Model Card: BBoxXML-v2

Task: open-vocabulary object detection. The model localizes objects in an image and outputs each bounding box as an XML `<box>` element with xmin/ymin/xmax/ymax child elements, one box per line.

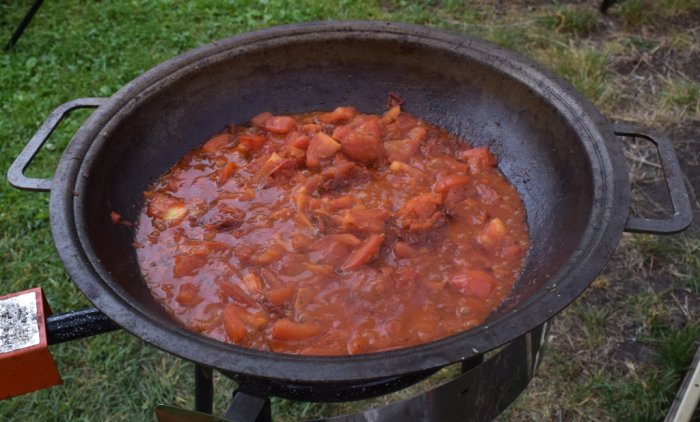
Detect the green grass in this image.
<box><xmin>660</xmin><ymin>77</ymin><xmax>700</xmax><ymax>119</ymax></box>
<box><xmin>634</xmin><ymin>233</ymin><xmax>700</xmax><ymax>293</ymax></box>
<box><xmin>592</xmin><ymin>368</ymin><xmax>678</xmax><ymax>421</ymax></box>
<box><xmin>2</xmin><ymin>0</ymin><xmax>699</xmax><ymax>420</ymax></box>
<box><xmin>537</xmin><ymin>5</ymin><xmax>602</xmax><ymax>36</ymax></box>
<box><xmin>618</xmin><ymin>0</ymin><xmax>699</xmax><ymax>28</ymax></box>
<box><xmin>538</xmin><ymin>41</ymin><xmax>614</xmax><ymax>107</ymax></box>
<box><xmin>592</xmin><ymin>321</ymin><xmax>699</xmax><ymax>421</ymax></box>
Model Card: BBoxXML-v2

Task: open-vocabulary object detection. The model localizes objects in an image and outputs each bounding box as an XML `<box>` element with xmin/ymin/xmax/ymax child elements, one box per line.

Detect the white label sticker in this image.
<box><xmin>0</xmin><ymin>292</ymin><xmax>40</xmax><ymax>354</ymax></box>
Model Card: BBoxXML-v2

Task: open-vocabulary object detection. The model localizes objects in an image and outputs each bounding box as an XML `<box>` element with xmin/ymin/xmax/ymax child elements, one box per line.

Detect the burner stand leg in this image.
<box><xmin>194</xmin><ymin>364</ymin><xmax>213</xmax><ymax>414</ymax></box>
<box><xmin>460</xmin><ymin>354</ymin><xmax>484</xmax><ymax>373</ymax></box>
<box><xmin>4</xmin><ymin>0</ymin><xmax>44</xmax><ymax>51</ymax></box>
<box><xmin>224</xmin><ymin>390</ymin><xmax>271</xmax><ymax>422</ymax></box>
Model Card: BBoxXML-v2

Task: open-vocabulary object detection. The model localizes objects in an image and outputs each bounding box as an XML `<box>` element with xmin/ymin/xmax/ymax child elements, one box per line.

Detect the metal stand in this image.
<box><xmin>224</xmin><ymin>391</ymin><xmax>272</xmax><ymax>422</ymax></box>
<box><xmin>4</xmin><ymin>0</ymin><xmax>45</xmax><ymax>51</ymax></box>
<box><xmin>195</xmin><ymin>365</ymin><xmax>214</xmax><ymax>414</ymax></box>
<box><xmin>212</xmin><ymin>322</ymin><xmax>548</xmax><ymax>422</ymax></box>
<box><xmin>45</xmin><ymin>308</ymin><xmax>121</xmax><ymax>345</ymax></box>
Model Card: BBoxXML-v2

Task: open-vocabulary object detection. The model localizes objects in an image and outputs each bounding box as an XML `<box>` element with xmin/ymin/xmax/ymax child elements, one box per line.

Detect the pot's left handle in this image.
<box><xmin>7</xmin><ymin>98</ymin><xmax>106</xmax><ymax>192</ymax></box>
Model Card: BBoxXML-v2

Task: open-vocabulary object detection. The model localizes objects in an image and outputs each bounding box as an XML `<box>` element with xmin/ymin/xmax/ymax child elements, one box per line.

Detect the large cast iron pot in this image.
<box><xmin>8</xmin><ymin>21</ymin><xmax>691</xmax><ymax>394</ymax></box>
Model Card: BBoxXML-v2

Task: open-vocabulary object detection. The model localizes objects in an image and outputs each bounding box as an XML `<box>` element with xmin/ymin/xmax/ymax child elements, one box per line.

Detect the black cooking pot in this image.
<box><xmin>8</xmin><ymin>21</ymin><xmax>691</xmax><ymax>395</ymax></box>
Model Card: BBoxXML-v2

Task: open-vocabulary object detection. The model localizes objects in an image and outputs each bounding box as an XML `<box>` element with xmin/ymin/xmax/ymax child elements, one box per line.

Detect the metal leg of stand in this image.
<box><xmin>195</xmin><ymin>364</ymin><xmax>214</xmax><ymax>414</ymax></box>
<box><xmin>224</xmin><ymin>390</ymin><xmax>271</xmax><ymax>422</ymax></box>
<box><xmin>4</xmin><ymin>0</ymin><xmax>45</xmax><ymax>51</ymax></box>
<box><xmin>318</xmin><ymin>322</ymin><xmax>549</xmax><ymax>422</ymax></box>
<box><xmin>460</xmin><ymin>354</ymin><xmax>485</xmax><ymax>374</ymax></box>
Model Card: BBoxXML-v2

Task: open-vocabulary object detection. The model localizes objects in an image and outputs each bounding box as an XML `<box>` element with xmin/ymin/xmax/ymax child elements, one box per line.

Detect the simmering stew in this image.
<box><xmin>134</xmin><ymin>102</ymin><xmax>529</xmax><ymax>355</ymax></box>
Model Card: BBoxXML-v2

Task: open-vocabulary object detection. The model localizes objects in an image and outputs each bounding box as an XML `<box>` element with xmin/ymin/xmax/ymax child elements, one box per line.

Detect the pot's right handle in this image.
<box><xmin>7</xmin><ymin>98</ymin><xmax>106</xmax><ymax>192</ymax></box>
<box><xmin>614</xmin><ymin>123</ymin><xmax>692</xmax><ymax>234</ymax></box>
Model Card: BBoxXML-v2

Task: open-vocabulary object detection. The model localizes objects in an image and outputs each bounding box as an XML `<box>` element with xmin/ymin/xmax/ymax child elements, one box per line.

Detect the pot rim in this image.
<box><xmin>50</xmin><ymin>20</ymin><xmax>629</xmax><ymax>383</ymax></box>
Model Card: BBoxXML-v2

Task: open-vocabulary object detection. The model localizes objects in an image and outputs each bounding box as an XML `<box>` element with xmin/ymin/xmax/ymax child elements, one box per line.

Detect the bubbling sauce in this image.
<box><xmin>135</xmin><ymin>103</ymin><xmax>529</xmax><ymax>355</ymax></box>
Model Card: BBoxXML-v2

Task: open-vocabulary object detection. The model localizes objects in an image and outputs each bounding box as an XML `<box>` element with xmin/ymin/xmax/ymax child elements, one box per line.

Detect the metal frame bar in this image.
<box><xmin>4</xmin><ymin>0</ymin><xmax>45</xmax><ymax>51</ymax></box>
<box><xmin>195</xmin><ymin>365</ymin><xmax>214</xmax><ymax>414</ymax></box>
<box><xmin>45</xmin><ymin>307</ymin><xmax>120</xmax><ymax>345</ymax></box>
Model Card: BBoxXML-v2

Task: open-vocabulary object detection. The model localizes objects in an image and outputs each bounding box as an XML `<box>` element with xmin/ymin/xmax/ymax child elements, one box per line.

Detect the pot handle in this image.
<box><xmin>614</xmin><ymin>123</ymin><xmax>693</xmax><ymax>234</ymax></box>
<box><xmin>7</xmin><ymin>97</ymin><xmax>106</xmax><ymax>192</ymax></box>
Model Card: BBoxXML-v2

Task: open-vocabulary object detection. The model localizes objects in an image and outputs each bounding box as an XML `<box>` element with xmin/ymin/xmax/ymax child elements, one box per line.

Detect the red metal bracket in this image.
<box><xmin>0</xmin><ymin>287</ymin><xmax>62</xmax><ymax>399</ymax></box>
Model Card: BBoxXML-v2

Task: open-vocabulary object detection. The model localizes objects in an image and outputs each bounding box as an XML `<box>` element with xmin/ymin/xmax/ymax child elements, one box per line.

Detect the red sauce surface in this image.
<box><xmin>135</xmin><ymin>104</ymin><xmax>529</xmax><ymax>355</ymax></box>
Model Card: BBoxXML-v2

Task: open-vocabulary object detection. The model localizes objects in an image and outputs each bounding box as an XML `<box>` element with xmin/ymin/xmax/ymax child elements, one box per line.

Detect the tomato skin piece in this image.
<box><xmin>308</xmin><ymin>237</ymin><xmax>351</xmax><ymax>267</ymax></box>
<box><xmin>502</xmin><ymin>244</ymin><xmax>524</xmax><ymax>258</ymax></box>
<box><xmin>466</xmin><ymin>270</ymin><xmax>496</xmax><ymax>298</ymax></box>
<box><xmin>319</xmin><ymin>106</ymin><xmax>357</xmax><ymax>123</ymax></box>
<box><xmin>306</xmin><ymin>132</ymin><xmax>342</xmax><ymax>168</ymax></box>
<box><xmin>394</xmin><ymin>241</ymin><xmax>419</xmax><ymax>258</ymax></box>
<box><xmin>320</xmin><ymin>160</ymin><xmax>356</xmax><ymax>181</ymax></box>
<box><xmin>337</xmin><ymin>116</ymin><xmax>382</xmax><ymax>164</ymax></box>
<box><xmin>271</xmin><ymin>319</ymin><xmax>322</xmax><ymax>340</ymax></box>
<box><xmin>238</xmin><ymin>134</ymin><xmax>267</xmax><ymax>153</ymax></box>
<box><xmin>337</xmin><ymin>207</ymin><xmax>388</xmax><ymax>233</ymax></box>
<box><xmin>387</xmin><ymin>125</ymin><xmax>426</xmax><ymax>162</ymax></box>
<box><xmin>395</xmin><ymin>112</ymin><xmax>418</xmax><ymax>132</ymax></box>
<box><xmin>341</xmin><ymin>234</ymin><xmax>384</xmax><ymax>271</ymax></box>
<box><xmin>219</xmin><ymin>282</ymin><xmax>257</xmax><ymax>307</ymax></box>
<box><xmin>450</xmin><ymin>270</ymin><xmax>496</xmax><ymax>299</ymax></box>
<box><xmin>380</xmin><ymin>105</ymin><xmax>401</xmax><ymax>125</ymax></box>
<box><xmin>241</xmin><ymin>272</ymin><xmax>264</xmax><ymax>294</ymax></box>
<box><xmin>303</xmin><ymin>262</ymin><xmax>336</xmax><ymax>277</ymax></box>
<box><xmin>324</xmin><ymin>233</ymin><xmax>361</xmax><ymax>247</ymax></box>
<box><xmin>218</xmin><ymin>162</ymin><xmax>237</xmax><ymax>185</ymax></box>
<box><xmin>433</xmin><ymin>174</ymin><xmax>470</xmax><ymax>194</ymax></box>
<box><xmin>202</xmin><ymin>133</ymin><xmax>234</xmax><ymax>153</ymax></box>
<box><xmin>223</xmin><ymin>304</ymin><xmax>247</xmax><ymax>342</ymax></box>
<box><xmin>263</xmin><ymin>116</ymin><xmax>297</xmax><ymax>134</ymax></box>
<box><xmin>110</xmin><ymin>211</ymin><xmax>121</xmax><ymax>224</ymax></box>
<box><xmin>250</xmin><ymin>244</ymin><xmax>285</xmax><ymax>265</ymax></box>
<box><xmin>327</xmin><ymin>195</ymin><xmax>356</xmax><ymax>211</ymax></box>
<box><xmin>462</xmin><ymin>147</ymin><xmax>497</xmax><ymax>173</ymax></box>
<box><xmin>288</xmin><ymin>133</ymin><xmax>310</xmax><ymax>150</ymax></box>
<box><xmin>175</xmin><ymin>282</ymin><xmax>202</xmax><ymax>306</ymax></box>
<box><xmin>245</xmin><ymin>310</ymin><xmax>269</xmax><ymax>330</ymax></box>
<box><xmin>257</xmin><ymin>152</ymin><xmax>295</xmax><ymax>179</ymax></box>
<box><xmin>396</xmin><ymin>192</ymin><xmax>444</xmax><ymax>231</ymax></box>
<box><xmin>265</xmin><ymin>285</ymin><xmax>297</xmax><ymax>306</ymax></box>
<box><xmin>260</xmin><ymin>268</ymin><xmax>283</xmax><ymax>288</ymax></box>
<box><xmin>147</xmin><ymin>193</ymin><xmax>187</xmax><ymax>221</ymax></box>
<box><xmin>173</xmin><ymin>254</ymin><xmax>206</xmax><ymax>278</ymax></box>
<box><xmin>250</xmin><ymin>112</ymin><xmax>273</xmax><ymax>127</ymax></box>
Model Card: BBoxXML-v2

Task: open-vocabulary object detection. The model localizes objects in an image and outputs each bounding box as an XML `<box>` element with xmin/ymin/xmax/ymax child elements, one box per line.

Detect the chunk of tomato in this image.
<box><xmin>223</xmin><ymin>304</ymin><xmax>247</xmax><ymax>342</ymax></box>
<box><xmin>263</xmin><ymin>116</ymin><xmax>297</xmax><ymax>134</ymax></box>
<box><xmin>450</xmin><ymin>269</ymin><xmax>497</xmax><ymax>299</ymax></box>
<box><xmin>306</xmin><ymin>132</ymin><xmax>341</xmax><ymax>168</ymax></box>
<box><xmin>202</xmin><ymin>133</ymin><xmax>234</xmax><ymax>153</ymax></box>
<box><xmin>175</xmin><ymin>282</ymin><xmax>202</xmax><ymax>306</ymax></box>
<box><xmin>271</xmin><ymin>319</ymin><xmax>322</xmax><ymax>340</ymax></box>
<box><xmin>462</xmin><ymin>147</ymin><xmax>497</xmax><ymax>173</ymax></box>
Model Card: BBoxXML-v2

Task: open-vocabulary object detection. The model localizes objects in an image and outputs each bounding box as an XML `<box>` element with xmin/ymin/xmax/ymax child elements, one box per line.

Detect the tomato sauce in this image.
<box><xmin>134</xmin><ymin>104</ymin><xmax>529</xmax><ymax>355</ymax></box>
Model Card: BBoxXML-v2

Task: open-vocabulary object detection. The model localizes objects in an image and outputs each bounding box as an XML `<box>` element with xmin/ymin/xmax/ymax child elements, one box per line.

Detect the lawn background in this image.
<box><xmin>1</xmin><ymin>1</ymin><xmax>699</xmax><ymax>420</ymax></box>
